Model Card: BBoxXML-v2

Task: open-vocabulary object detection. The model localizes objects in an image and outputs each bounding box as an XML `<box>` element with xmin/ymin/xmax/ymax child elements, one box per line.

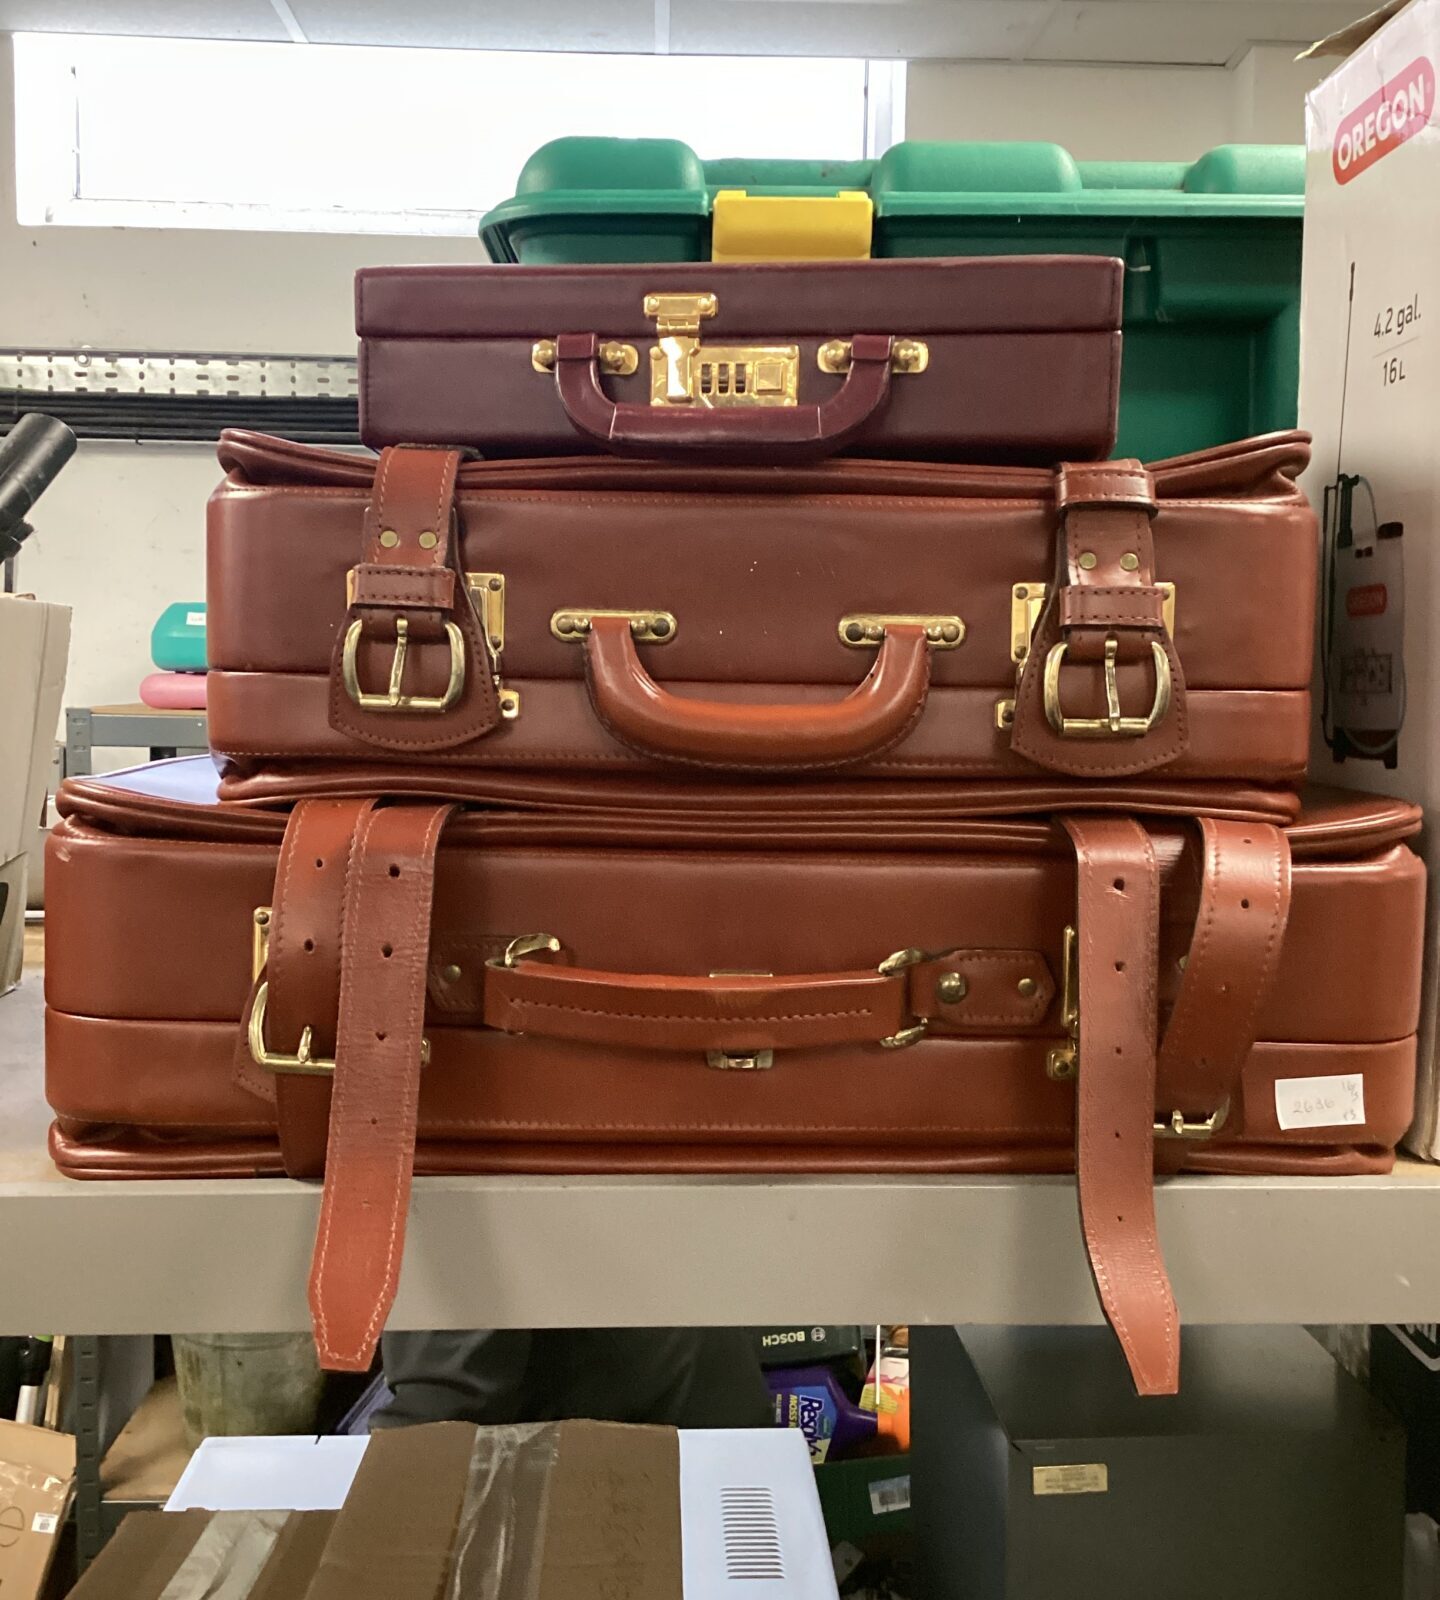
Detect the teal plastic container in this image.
<box><xmin>480</xmin><ymin>138</ymin><xmax>1304</xmax><ymax>461</ymax></box>
<box><xmin>151</xmin><ymin>602</ymin><xmax>207</xmax><ymax>672</ymax></box>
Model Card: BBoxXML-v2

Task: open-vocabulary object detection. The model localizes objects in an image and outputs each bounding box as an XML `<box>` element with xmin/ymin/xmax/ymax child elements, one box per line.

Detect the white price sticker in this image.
<box><xmin>1275</xmin><ymin>1074</ymin><xmax>1365</xmax><ymax>1131</ymax></box>
<box><xmin>867</xmin><ymin>1475</ymin><xmax>911</xmax><ymax>1516</ymax></box>
<box><xmin>31</xmin><ymin>1513</ymin><xmax>58</xmax><ymax>1535</ymax></box>
<box><xmin>186</xmin><ymin>610</ymin><xmax>206</xmax><ymax>628</ymax></box>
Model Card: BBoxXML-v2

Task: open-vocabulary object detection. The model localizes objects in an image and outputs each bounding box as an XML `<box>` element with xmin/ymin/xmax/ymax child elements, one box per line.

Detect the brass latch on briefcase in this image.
<box><xmin>533</xmin><ymin>292</ymin><xmax>929</xmax><ymax>412</ymax></box>
<box><xmin>645</xmin><ymin>292</ymin><xmax>799</xmax><ymax>410</ymax></box>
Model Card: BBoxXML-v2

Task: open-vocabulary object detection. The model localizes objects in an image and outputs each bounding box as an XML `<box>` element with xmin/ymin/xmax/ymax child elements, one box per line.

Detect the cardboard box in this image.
<box><xmin>1299</xmin><ymin>0</ymin><xmax>1440</xmax><ymax>1156</ymax></box>
<box><xmin>0</xmin><ymin>1420</ymin><xmax>75</xmax><ymax>1600</ymax></box>
<box><xmin>73</xmin><ymin>1421</ymin><xmax>837</xmax><ymax>1600</ymax></box>
<box><xmin>0</xmin><ymin>597</ymin><xmax>69</xmax><ymax>863</ymax></box>
<box><xmin>912</xmin><ymin>1325</ymin><xmax>1404</xmax><ymax>1600</ymax></box>
<box><xmin>67</xmin><ymin>1510</ymin><xmax>336</xmax><ymax>1600</ymax></box>
<box><xmin>0</xmin><ymin>853</ymin><xmax>26</xmax><ymax>994</ymax></box>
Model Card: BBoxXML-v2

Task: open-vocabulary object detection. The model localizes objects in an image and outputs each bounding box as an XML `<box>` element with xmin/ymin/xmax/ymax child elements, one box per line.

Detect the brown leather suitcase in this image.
<box><xmin>206</xmin><ymin>430</ymin><xmax>1317</xmax><ymax>795</ymax></box>
<box><xmin>45</xmin><ymin>760</ymin><xmax>1423</xmax><ymax>1394</ymax></box>
<box><xmin>355</xmin><ymin>258</ymin><xmax>1123</xmax><ymax>464</ymax></box>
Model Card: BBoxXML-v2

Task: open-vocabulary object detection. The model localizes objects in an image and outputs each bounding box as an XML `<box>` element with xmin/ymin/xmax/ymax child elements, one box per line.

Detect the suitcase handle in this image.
<box><xmin>552</xmin><ymin>331</ymin><xmax>896</xmax><ymax>461</ymax></box>
<box><xmin>580</xmin><ymin>613</ymin><xmax>932</xmax><ymax>769</ymax></box>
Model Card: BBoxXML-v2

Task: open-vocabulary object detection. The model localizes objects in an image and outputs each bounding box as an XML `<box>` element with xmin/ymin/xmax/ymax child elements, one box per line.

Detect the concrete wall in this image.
<box><xmin>907</xmin><ymin>44</ymin><xmax>1327</xmax><ymax>156</ymax></box>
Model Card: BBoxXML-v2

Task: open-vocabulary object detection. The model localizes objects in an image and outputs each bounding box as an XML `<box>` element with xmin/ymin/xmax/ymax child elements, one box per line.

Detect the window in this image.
<box><xmin>12</xmin><ymin>33</ymin><xmax>902</xmax><ymax>236</ymax></box>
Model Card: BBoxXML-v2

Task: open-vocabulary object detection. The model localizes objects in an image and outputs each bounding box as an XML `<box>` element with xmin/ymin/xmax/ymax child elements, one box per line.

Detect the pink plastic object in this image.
<box><xmin>139</xmin><ymin>671</ymin><xmax>208</xmax><ymax>710</ymax></box>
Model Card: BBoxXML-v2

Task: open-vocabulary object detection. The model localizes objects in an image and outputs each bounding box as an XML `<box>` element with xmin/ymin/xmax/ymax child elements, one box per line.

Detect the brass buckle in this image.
<box><xmin>247</xmin><ymin>980</ymin><xmax>338</xmax><ymax>1077</ymax></box>
<box><xmin>247</xmin><ymin>908</ymin><xmax>431</xmax><ymax>1076</ymax></box>
<box><xmin>996</xmin><ymin>582</ymin><xmax>1174</xmax><ymax>732</ymax></box>
<box><xmin>246</xmin><ymin>980</ymin><xmax>432</xmax><ymax>1077</ymax></box>
<box><xmin>876</xmin><ymin>947</ymin><xmax>931</xmax><ymax>1049</ymax></box>
<box><xmin>1154</xmin><ymin>1102</ymin><xmax>1230</xmax><ymax>1140</ymax></box>
<box><xmin>341</xmin><ymin>615</ymin><xmax>466</xmax><ymax>714</ymax></box>
<box><xmin>1042</xmin><ymin>636</ymin><xmax>1172</xmax><ymax>740</ymax></box>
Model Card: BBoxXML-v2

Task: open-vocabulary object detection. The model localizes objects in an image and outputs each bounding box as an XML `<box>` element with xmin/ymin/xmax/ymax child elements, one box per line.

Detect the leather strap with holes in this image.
<box><xmin>1156</xmin><ymin>818</ymin><xmax>1291</xmax><ymax>1118</ymax></box>
<box><xmin>1061</xmin><ymin>814</ymin><xmax>1179</xmax><ymax>1397</ymax></box>
<box><xmin>327</xmin><ymin>445</ymin><xmax>501</xmax><ymax>753</ymax></box>
<box><xmin>234</xmin><ymin>798</ymin><xmax>374</xmax><ymax>1178</ymax></box>
<box><xmin>1012</xmin><ymin>462</ymin><xmax>1188</xmax><ymax>777</ymax></box>
<box><xmin>306</xmin><ymin>800</ymin><xmax>455</xmax><ymax>1371</ymax></box>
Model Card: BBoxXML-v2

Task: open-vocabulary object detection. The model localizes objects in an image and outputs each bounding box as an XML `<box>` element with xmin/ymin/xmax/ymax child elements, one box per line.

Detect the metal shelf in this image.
<box><xmin>6</xmin><ymin>977</ymin><xmax>1440</xmax><ymax>1334</ymax></box>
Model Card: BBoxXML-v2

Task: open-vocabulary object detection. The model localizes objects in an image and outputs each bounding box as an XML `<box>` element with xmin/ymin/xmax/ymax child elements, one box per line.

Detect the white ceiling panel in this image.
<box><xmin>0</xmin><ymin>0</ymin><xmax>1370</xmax><ymax>61</ymax></box>
<box><xmin>0</xmin><ymin>0</ymin><xmax>286</xmax><ymax>38</ymax></box>
<box><xmin>290</xmin><ymin>0</ymin><xmax>657</xmax><ymax>52</ymax></box>
<box><xmin>1028</xmin><ymin>1</ymin><xmax>1365</xmax><ymax>66</ymax></box>
<box><xmin>669</xmin><ymin>0</ymin><xmax>1053</xmax><ymax>60</ymax></box>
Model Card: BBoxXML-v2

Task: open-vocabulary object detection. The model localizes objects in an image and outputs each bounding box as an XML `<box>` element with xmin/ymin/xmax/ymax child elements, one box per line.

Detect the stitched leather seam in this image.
<box><xmin>310</xmin><ymin>801</ymin><xmax>381</xmax><ymax>1357</ymax></box>
<box><xmin>505</xmin><ymin>999</ymin><xmax>881</xmax><ymax>1025</ymax></box>
<box><xmin>355</xmin><ymin>803</ymin><xmax>450</xmax><ymax>1358</ymax></box>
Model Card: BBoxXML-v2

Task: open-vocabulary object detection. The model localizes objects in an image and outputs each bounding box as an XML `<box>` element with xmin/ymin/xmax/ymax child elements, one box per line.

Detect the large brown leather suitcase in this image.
<box><xmin>355</xmin><ymin>258</ymin><xmax>1123</xmax><ymax>464</ymax></box>
<box><xmin>45</xmin><ymin>760</ymin><xmax>1423</xmax><ymax>1394</ymax></box>
<box><xmin>205</xmin><ymin>430</ymin><xmax>1317</xmax><ymax>795</ymax></box>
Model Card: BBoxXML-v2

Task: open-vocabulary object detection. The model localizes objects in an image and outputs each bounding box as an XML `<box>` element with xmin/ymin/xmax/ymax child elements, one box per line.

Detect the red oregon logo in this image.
<box><xmin>1334</xmin><ymin>57</ymin><xmax>1436</xmax><ymax>183</ymax></box>
<box><xmin>1347</xmin><ymin>583</ymin><xmax>1388</xmax><ymax>618</ymax></box>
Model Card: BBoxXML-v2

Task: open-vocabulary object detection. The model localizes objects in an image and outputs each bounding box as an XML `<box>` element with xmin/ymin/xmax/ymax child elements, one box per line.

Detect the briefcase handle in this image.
<box><xmin>551</xmin><ymin>331</ymin><xmax>896</xmax><ymax>461</ymax></box>
<box><xmin>575</xmin><ymin>613</ymin><xmax>933</xmax><ymax>769</ymax></box>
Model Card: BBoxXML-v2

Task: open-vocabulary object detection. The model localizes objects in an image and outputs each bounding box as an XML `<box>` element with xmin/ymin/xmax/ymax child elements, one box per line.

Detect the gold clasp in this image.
<box><xmin>643</xmin><ymin>291</ymin><xmax>798</xmax><ymax>410</ymax></box>
<box><xmin>532</xmin><ymin>339</ymin><xmax>637</xmax><ymax>376</ymax></box>
<box><xmin>341</xmin><ymin>615</ymin><xmax>466</xmax><ymax>714</ymax></box>
<box><xmin>1154</xmin><ymin>1103</ymin><xmax>1230</xmax><ymax>1140</ymax></box>
<box><xmin>817</xmin><ymin>338</ymin><xmax>929</xmax><ymax>375</ymax></box>
<box><xmin>494</xmin><ymin>933</ymin><xmax>563</xmax><ymax>970</ymax></box>
<box><xmin>876</xmin><ymin>947</ymin><xmax>931</xmax><ymax>1049</ymax></box>
<box><xmin>551</xmin><ymin>609</ymin><xmax>676</xmax><ymax>644</ymax></box>
<box><xmin>1042</xmin><ymin>636</ymin><xmax>1172</xmax><ymax>739</ymax></box>
<box><xmin>1045</xmin><ymin>925</ymin><xmax>1078</xmax><ymax>1081</ymax></box>
<box><xmin>838</xmin><ymin>614</ymin><xmax>965</xmax><ymax>650</ymax></box>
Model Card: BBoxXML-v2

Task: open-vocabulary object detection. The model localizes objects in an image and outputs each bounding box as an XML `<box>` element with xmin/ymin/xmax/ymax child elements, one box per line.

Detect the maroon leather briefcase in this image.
<box><xmin>46</xmin><ymin>760</ymin><xmax>1423</xmax><ymax>1394</ymax></box>
<box><xmin>355</xmin><ymin>257</ymin><xmax>1122</xmax><ymax>464</ymax></box>
<box><xmin>206</xmin><ymin>430</ymin><xmax>1317</xmax><ymax>796</ymax></box>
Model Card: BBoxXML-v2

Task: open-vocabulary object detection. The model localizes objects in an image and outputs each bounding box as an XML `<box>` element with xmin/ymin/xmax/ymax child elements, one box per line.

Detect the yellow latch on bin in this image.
<box><xmin>710</xmin><ymin>190</ymin><xmax>874</xmax><ymax>262</ymax></box>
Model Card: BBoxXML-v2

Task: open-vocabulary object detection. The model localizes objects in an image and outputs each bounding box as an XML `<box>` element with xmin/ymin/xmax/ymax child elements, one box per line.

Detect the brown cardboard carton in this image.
<box><xmin>0</xmin><ymin>1420</ymin><xmax>75</xmax><ymax>1600</ymax></box>
<box><xmin>307</xmin><ymin>1420</ymin><xmax>684</xmax><ymax>1600</ymax></box>
<box><xmin>66</xmin><ymin>1509</ymin><xmax>336</xmax><ymax>1600</ymax></box>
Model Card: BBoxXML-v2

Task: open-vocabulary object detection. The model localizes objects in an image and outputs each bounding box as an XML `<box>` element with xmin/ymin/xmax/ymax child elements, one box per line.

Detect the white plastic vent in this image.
<box><xmin>720</xmin><ymin>1487</ymin><xmax>785</xmax><ymax>1582</ymax></box>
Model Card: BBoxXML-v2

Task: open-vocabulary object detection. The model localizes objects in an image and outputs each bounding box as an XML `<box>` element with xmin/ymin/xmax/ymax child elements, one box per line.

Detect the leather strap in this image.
<box><xmin>1012</xmin><ymin>462</ymin><xmax>1189</xmax><ymax>777</ymax></box>
<box><xmin>236</xmin><ymin>798</ymin><xmax>375</xmax><ymax>1177</ymax></box>
<box><xmin>1061</xmin><ymin>814</ymin><xmax>1179</xmax><ymax>1397</ymax></box>
<box><xmin>482</xmin><ymin>946</ymin><xmax>1055</xmax><ymax>1052</ymax></box>
<box><xmin>485</xmin><ymin>963</ymin><xmax>911</xmax><ymax>1052</ymax></box>
<box><xmin>327</xmin><ymin>446</ymin><xmax>501</xmax><ymax>753</ymax></box>
<box><xmin>309</xmin><ymin>801</ymin><xmax>455</xmax><ymax>1372</ymax></box>
<box><xmin>1156</xmin><ymin>818</ymin><xmax>1291</xmax><ymax>1117</ymax></box>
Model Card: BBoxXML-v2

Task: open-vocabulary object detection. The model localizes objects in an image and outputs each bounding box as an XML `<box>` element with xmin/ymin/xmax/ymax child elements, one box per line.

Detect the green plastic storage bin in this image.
<box><xmin>480</xmin><ymin>138</ymin><xmax>1304</xmax><ymax>460</ymax></box>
